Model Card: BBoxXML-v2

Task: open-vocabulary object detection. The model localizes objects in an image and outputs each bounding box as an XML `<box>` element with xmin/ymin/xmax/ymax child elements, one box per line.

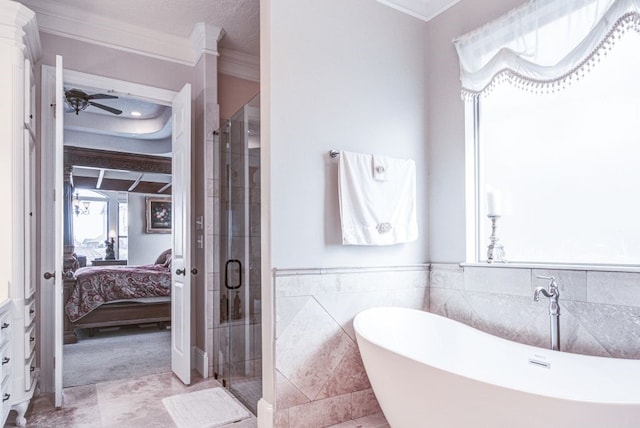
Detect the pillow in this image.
<box><xmin>163</xmin><ymin>254</ymin><xmax>172</xmax><ymax>268</ymax></box>
<box><xmin>154</xmin><ymin>249</ymin><xmax>172</xmax><ymax>265</ymax></box>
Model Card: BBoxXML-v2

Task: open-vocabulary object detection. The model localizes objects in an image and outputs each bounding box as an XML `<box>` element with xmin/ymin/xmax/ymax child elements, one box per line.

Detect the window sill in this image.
<box><xmin>460</xmin><ymin>262</ymin><xmax>640</xmax><ymax>274</ymax></box>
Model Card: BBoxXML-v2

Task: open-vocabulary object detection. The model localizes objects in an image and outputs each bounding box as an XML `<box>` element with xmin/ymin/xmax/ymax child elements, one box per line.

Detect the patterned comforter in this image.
<box><xmin>65</xmin><ymin>264</ymin><xmax>171</xmax><ymax>322</ymax></box>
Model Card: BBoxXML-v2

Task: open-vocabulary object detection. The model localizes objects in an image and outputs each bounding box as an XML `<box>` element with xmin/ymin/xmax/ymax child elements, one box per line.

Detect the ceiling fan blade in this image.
<box><xmin>88</xmin><ymin>101</ymin><xmax>123</xmax><ymax>115</ymax></box>
<box><xmin>65</xmin><ymin>88</ymin><xmax>87</xmax><ymax>98</ymax></box>
<box><xmin>88</xmin><ymin>93</ymin><xmax>118</xmax><ymax>100</ymax></box>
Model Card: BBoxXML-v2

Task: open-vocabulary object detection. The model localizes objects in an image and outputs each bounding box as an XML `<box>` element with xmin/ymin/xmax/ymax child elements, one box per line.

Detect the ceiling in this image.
<box><xmin>17</xmin><ymin>0</ymin><xmax>260</xmax><ymax>57</ymax></box>
<box><xmin>15</xmin><ymin>0</ymin><xmax>461</xmax><ymax>64</ymax></box>
<box><xmin>14</xmin><ymin>0</ymin><xmax>263</xmax><ymax>195</ymax></box>
<box><xmin>62</xmin><ymin>84</ymin><xmax>174</xmax><ymax>194</ymax></box>
<box><xmin>20</xmin><ymin>0</ymin><xmax>457</xmax><ymax>195</ymax></box>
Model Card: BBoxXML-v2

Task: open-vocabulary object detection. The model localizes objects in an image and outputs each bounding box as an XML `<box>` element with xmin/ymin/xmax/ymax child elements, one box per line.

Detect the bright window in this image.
<box><xmin>476</xmin><ymin>30</ymin><xmax>640</xmax><ymax>265</ymax></box>
<box><xmin>72</xmin><ymin>189</ymin><xmax>109</xmax><ymax>260</ymax></box>
<box><xmin>118</xmin><ymin>201</ymin><xmax>128</xmax><ymax>261</ymax></box>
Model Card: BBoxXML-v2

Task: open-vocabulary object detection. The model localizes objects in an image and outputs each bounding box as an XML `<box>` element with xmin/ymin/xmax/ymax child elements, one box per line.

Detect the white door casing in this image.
<box><xmin>54</xmin><ymin>55</ymin><xmax>65</xmax><ymax>408</ymax></box>
<box><xmin>171</xmin><ymin>83</ymin><xmax>192</xmax><ymax>385</ymax></box>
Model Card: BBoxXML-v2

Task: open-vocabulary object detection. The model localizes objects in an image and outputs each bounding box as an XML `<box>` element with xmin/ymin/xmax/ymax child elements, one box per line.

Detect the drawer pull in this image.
<box><xmin>1</xmin><ymin>323</ymin><xmax>9</xmax><ymax>329</ymax></box>
<box><xmin>30</xmin><ymin>366</ymin><xmax>35</xmax><ymax>372</ymax></box>
<box><xmin>3</xmin><ymin>393</ymin><xmax>9</xmax><ymax>402</ymax></box>
<box><xmin>29</xmin><ymin>309</ymin><xmax>35</xmax><ymax>314</ymax></box>
<box><xmin>30</xmin><ymin>337</ymin><xmax>35</xmax><ymax>342</ymax></box>
<box><xmin>2</xmin><ymin>357</ymin><xmax>9</xmax><ymax>365</ymax></box>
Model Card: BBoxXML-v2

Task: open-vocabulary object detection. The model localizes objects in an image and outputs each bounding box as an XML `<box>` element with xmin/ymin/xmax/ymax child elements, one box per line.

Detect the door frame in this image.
<box><xmin>39</xmin><ymin>65</ymin><xmax>183</xmax><ymax>395</ymax></box>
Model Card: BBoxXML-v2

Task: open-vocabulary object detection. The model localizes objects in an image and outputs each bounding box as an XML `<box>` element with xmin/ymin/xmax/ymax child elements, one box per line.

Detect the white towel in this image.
<box><xmin>338</xmin><ymin>151</ymin><xmax>418</xmax><ymax>245</ymax></box>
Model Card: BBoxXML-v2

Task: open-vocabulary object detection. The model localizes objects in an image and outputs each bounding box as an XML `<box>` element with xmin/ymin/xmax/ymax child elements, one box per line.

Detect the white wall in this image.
<box><xmin>269</xmin><ymin>0</ymin><xmax>430</xmax><ymax>268</ymax></box>
<box><xmin>39</xmin><ymin>33</ymin><xmax>193</xmax><ymax>92</ymax></box>
<box><xmin>127</xmin><ymin>192</ymin><xmax>171</xmax><ymax>265</ymax></box>
<box><xmin>427</xmin><ymin>0</ymin><xmax>525</xmax><ymax>262</ymax></box>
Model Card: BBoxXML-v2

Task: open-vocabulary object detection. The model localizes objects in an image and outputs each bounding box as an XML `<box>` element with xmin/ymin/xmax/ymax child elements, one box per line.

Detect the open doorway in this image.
<box><xmin>39</xmin><ymin>64</ymin><xmax>195</xmax><ymax>401</ymax></box>
<box><xmin>61</xmin><ymin>82</ymin><xmax>174</xmax><ymax>387</ymax></box>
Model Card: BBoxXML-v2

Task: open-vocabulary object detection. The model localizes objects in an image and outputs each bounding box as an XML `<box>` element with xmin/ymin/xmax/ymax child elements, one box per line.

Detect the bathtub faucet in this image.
<box><xmin>534</xmin><ymin>275</ymin><xmax>560</xmax><ymax>351</ymax></box>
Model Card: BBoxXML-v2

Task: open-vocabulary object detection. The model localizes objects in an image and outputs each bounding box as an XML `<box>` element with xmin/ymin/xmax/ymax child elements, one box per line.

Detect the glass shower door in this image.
<box><xmin>220</xmin><ymin>95</ymin><xmax>261</xmax><ymax>414</ymax></box>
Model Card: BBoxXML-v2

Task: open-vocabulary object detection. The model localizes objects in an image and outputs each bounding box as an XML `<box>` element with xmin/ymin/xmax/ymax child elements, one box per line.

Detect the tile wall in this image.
<box><xmin>430</xmin><ymin>264</ymin><xmax>640</xmax><ymax>358</ymax></box>
<box><xmin>273</xmin><ymin>266</ymin><xmax>429</xmax><ymax>428</ymax></box>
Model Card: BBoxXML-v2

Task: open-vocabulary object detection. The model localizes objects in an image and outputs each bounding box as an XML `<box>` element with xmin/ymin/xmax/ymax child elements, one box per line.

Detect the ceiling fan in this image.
<box><xmin>64</xmin><ymin>88</ymin><xmax>123</xmax><ymax>115</ymax></box>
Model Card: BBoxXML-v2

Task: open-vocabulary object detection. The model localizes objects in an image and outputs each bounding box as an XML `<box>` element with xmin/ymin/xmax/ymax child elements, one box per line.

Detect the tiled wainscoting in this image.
<box><xmin>273</xmin><ymin>266</ymin><xmax>429</xmax><ymax>428</ymax></box>
<box><xmin>430</xmin><ymin>264</ymin><xmax>640</xmax><ymax>358</ymax></box>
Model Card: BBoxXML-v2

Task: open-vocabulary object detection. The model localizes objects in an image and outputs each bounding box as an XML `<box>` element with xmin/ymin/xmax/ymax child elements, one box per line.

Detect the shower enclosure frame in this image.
<box><xmin>217</xmin><ymin>94</ymin><xmax>262</xmax><ymax>414</ymax></box>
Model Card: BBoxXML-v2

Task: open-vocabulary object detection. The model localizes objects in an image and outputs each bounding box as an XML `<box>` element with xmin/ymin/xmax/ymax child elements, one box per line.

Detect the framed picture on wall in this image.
<box><xmin>146</xmin><ymin>197</ymin><xmax>172</xmax><ymax>233</ymax></box>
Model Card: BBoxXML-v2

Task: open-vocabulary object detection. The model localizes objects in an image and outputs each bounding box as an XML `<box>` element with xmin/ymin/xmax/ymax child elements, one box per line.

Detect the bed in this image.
<box><xmin>63</xmin><ymin>249</ymin><xmax>172</xmax><ymax>343</ymax></box>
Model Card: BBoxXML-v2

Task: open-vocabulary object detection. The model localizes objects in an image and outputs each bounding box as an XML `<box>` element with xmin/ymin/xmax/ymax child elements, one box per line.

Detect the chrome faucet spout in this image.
<box><xmin>534</xmin><ymin>275</ymin><xmax>561</xmax><ymax>351</ymax></box>
<box><xmin>533</xmin><ymin>286</ymin><xmax>552</xmax><ymax>301</ymax></box>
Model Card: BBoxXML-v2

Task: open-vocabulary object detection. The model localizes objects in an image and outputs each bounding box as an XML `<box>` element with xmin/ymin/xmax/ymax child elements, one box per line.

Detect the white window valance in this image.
<box><xmin>454</xmin><ymin>0</ymin><xmax>640</xmax><ymax>98</ymax></box>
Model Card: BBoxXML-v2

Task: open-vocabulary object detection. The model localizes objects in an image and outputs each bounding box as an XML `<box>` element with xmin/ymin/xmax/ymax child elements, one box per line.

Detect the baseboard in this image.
<box><xmin>191</xmin><ymin>346</ymin><xmax>208</xmax><ymax>378</ymax></box>
<box><xmin>257</xmin><ymin>399</ymin><xmax>274</xmax><ymax>428</ymax></box>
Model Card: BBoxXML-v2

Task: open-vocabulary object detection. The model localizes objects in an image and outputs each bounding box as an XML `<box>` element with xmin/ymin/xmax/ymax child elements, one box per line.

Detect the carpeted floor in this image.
<box><xmin>63</xmin><ymin>325</ymin><xmax>171</xmax><ymax>387</ymax></box>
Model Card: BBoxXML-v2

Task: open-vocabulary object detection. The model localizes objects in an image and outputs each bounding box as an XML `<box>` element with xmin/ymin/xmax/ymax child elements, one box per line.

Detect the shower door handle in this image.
<box><xmin>224</xmin><ymin>259</ymin><xmax>242</xmax><ymax>290</ymax></box>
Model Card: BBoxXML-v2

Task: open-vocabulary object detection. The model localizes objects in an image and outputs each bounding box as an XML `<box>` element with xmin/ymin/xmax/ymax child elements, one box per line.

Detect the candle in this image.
<box><xmin>487</xmin><ymin>190</ymin><xmax>502</xmax><ymax>216</ymax></box>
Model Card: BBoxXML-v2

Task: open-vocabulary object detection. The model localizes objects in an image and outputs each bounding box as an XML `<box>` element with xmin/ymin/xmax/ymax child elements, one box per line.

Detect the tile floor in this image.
<box><xmin>6</xmin><ymin>372</ymin><xmax>256</xmax><ymax>428</ymax></box>
<box><xmin>328</xmin><ymin>412</ymin><xmax>390</xmax><ymax>428</ymax></box>
<box><xmin>6</xmin><ymin>372</ymin><xmax>388</xmax><ymax>428</ymax></box>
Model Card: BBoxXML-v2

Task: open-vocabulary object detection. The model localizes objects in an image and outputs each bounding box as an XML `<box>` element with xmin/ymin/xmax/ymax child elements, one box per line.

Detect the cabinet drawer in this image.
<box><xmin>24</xmin><ymin>324</ymin><xmax>35</xmax><ymax>356</ymax></box>
<box><xmin>24</xmin><ymin>300</ymin><xmax>35</xmax><ymax>328</ymax></box>
<box><xmin>24</xmin><ymin>353</ymin><xmax>35</xmax><ymax>391</ymax></box>
<box><xmin>0</xmin><ymin>314</ymin><xmax>9</xmax><ymax>349</ymax></box>
<box><xmin>0</xmin><ymin>344</ymin><xmax>9</xmax><ymax>383</ymax></box>
<box><xmin>1</xmin><ymin>370</ymin><xmax>10</xmax><ymax>417</ymax></box>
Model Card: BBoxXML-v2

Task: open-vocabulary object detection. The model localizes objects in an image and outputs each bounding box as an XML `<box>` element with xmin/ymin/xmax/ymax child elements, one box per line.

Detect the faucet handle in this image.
<box><xmin>536</xmin><ymin>274</ymin><xmax>559</xmax><ymax>294</ymax></box>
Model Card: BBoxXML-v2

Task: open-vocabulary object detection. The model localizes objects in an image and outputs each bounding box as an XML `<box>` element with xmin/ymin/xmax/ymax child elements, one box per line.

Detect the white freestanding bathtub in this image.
<box><xmin>354</xmin><ymin>307</ymin><xmax>640</xmax><ymax>428</ymax></box>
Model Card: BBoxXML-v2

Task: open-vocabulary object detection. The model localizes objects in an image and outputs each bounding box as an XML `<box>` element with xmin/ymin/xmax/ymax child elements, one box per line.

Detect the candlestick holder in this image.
<box><xmin>487</xmin><ymin>214</ymin><xmax>506</xmax><ymax>263</ymax></box>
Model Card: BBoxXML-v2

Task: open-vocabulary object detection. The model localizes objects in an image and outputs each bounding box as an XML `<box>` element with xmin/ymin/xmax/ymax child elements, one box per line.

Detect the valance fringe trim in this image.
<box><xmin>459</xmin><ymin>1</ymin><xmax>640</xmax><ymax>100</ymax></box>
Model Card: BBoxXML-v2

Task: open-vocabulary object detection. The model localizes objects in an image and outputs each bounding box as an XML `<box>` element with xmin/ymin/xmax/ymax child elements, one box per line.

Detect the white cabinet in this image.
<box><xmin>0</xmin><ymin>2</ymin><xmax>42</xmax><ymax>427</ymax></box>
<box><xmin>0</xmin><ymin>302</ymin><xmax>12</xmax><ymax>425</ymax></box>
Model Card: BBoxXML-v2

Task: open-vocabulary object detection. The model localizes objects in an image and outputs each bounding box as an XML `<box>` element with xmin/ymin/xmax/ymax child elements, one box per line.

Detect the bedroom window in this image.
<box><xmin>72</xmin><ymin>189</ymin><xmax>109</xmax><ymax>261</ymax></box>
<box><xmin>455</xmin><ymin>0</ymin><xmax>640</xmax><ymax>266</ymax></box>
<box><xmin>118</xmin><ymin>201</ymin><xmax>128</xmax><ymax>261</ymax></box>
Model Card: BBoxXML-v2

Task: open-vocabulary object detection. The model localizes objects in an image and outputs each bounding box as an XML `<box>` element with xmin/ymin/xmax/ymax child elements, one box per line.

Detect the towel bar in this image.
<box><xmin>329</xmin><ymin>149</ymin><xmax>340</xmax><ymax>158</ymax></box>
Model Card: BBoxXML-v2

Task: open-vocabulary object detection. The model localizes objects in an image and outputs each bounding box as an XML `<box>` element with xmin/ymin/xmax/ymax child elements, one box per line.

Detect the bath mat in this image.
<box><xmin>162</xmin><ymin>387</ymin><xmax>252</xmax><ymax>428</ymax></box>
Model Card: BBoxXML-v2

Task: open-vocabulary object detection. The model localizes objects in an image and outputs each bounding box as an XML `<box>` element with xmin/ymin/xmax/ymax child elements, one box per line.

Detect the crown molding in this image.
<box><xmin>375</xmin><ymin>0</ymin><xmax>461</xmax><ymax>22</ymax></box>
<box><xmin>190</xmin><ymin>22</ymin><xmax>224</xmax><ymax>61</ymax></box>
<box><xmin>30</xmin><ymin>4</ymin><xmax>196</xmax><ymax>65</ymax></box>
<box><xmin>0</xmin><ymin>2</ymin><xmax>42</xmax><ymax>61</ymax></box>
<box><xmin>219</xmin><ymin>48</ymin><xmax>260</xmax><ymax>82</ymax></box>
<box><xmin>19</xmin><ymin>0</ymin><xmax>259</xmax><ymax>81</ymax></box>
